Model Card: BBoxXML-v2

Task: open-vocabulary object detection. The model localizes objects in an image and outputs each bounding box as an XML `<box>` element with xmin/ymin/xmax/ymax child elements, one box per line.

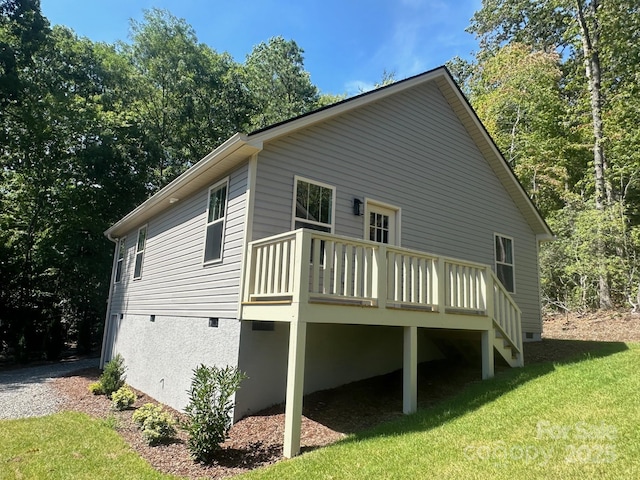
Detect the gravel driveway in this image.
<box><xmin>0</xmin><ymin>358</ymin><xmax>99</xmax><ymax>420</ymax></box>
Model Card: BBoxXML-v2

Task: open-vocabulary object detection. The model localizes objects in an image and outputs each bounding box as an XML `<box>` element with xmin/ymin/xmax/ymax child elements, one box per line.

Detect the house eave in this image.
<box><xmin>105</xmin><ymin>133</ymin><xmax>263</xmax><ymax>239</ymax></box>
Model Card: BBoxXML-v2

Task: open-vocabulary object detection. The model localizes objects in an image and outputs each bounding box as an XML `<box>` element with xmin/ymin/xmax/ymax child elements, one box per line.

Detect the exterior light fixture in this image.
<box><xmin>353</xmin><ymin>198</ymin><xmax>363</xmax><ymax>216</ymax></box>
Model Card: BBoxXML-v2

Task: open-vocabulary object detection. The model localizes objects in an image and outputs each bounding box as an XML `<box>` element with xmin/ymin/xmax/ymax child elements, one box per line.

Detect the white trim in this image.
<box><xmin>364</xmin><ymin>198</ymin><xmax>401</xmax><ymax>246</ymax></box>
<box><xmin>291</xmin><ymin>175</ymin><xmax>336</xmax><ymax>233</ymax></box>
<box><xmin>237</xmin><ymin>155</ymin><xmax>258</xmax><ymax>319</ymax></box>
<box><xmin>202</xmin><ymin>177</ymin><xmax>230</xmax><ymax>266</ymax></box>
<box><xmin>114</xmin><ymin>236</ymin><xmax>126</xmax><ymax>284</ymax></box>
<box><xmin>132</xmin><ymin>225</ymin><xmax>147</xmax><ymax>280</ymax></box>
<box><xmin>494</xmin><ymin>233</ymin><xmax>516</xmax><ymax>294</ymax></box>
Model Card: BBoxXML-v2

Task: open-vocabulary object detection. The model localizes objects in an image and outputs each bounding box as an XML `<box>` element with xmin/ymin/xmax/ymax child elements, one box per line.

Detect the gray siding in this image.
<box><xmin>251</xmin><ymin>82</ymin><xmax>542</xmax><ymax>333</ymax></box>
<box><xmin>109</xmin><ymin>163</ymin><xmax>248</xmax><ymax>318</ymax></box>
<box><xmin>104</xmin><ymin>164</ymin><xmax>248</xmax><ymax>411</ymax></box>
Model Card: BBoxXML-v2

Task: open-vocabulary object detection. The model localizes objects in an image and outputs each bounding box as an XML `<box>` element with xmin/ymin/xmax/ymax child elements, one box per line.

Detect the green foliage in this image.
<box><xmin>88</xmin><ymin>382</ymin><xmax>104</xmax><ymax>395</ymax></box>
<box><xmin>541</xmin><ymin>201</ymin><xmax>640</xmax><ymax>311</ymax></box>
<box><xmin>111</xmin><ymin>386</ymin><xmax>137</xmax><ymax>411</ymax></box>
<box><xmin>0</xmin><ymin>411</ymin><xmax>177</xmax><ymax>478</ymax></box>
<box><xmin>245</xmin><ymin>36</ymin><xmax>319</xmax><ymax>129</ymax></box>
<box><xmin>132</xmin><ymin>403</ymin><xmax>176</xmax><ymax>445</ymax></box>
<box><xmin>99</xmin><ymin>354</ymin><xmax>126</xmax><ymax>397</ymax></box>
<box><xmin>184</xmin><ymin>364</ymin><xmax>247</xmax><ymax>463</ymax></box>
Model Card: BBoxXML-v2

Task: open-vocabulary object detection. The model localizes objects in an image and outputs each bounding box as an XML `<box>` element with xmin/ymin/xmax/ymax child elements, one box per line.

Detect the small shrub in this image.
<box><xmin>88</xmin><ymin>382</ymin><xmax>104</xmax><ymax>395</ymax></box>
<box><xmin>184</xmin><ymin>364</ymin><xmax>246</xmax><ymax>463</ymax></box>
<box><xmin>111</xmin><ymin>386</ymin><xmax>137</xmax><ymax>411</ymax></box>
<box><xmin>132</xmin><ymin>403</ymin><xmax>160</xmax><ymax>427</ymax></box>
<box><xmin>100</xmin><ymin>354</ymin><xmax>126</xmax><ymax>396</ymax></box>
<box><xmin>132</xmin><ymin>403</ymin><xmax>176</xmax><ymax>445</ymax></box>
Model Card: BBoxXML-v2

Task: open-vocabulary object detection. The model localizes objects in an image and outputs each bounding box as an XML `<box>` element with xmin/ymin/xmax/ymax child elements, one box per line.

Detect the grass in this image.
<box><xmin>0</xmin><ymin>411</ymin><xmax>182</xmax><ymax>480</ymax></box>
<box><xmin>239</xmin><ymin>342</ymin><xmax>640</xmax><ymax>479</ymax></box>
<box><xmin>1</xmin><ymin>343</ymin><xmax>638</xmax><ymax>479</ymax></box>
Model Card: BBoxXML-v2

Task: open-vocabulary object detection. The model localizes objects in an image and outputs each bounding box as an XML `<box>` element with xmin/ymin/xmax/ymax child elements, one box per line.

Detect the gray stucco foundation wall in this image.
<box><xmin>108</xmin><ymin>314</ymin><xmax>241</xmax><ymax>412</ymax></box>
<box><xmin>234</xmin><ymin>321</ymin><xmax>442</xmax><ymax>419</ymax></box>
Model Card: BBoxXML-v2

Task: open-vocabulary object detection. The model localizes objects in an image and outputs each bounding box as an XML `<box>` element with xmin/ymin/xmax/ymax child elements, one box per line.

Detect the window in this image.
<box><xmin>293</xmin><ymin>176</ymin><xmax>335</xmax><ymax>232</ymax></box>
<box><xmin>133</xmin><ymin>226</ymin><xmax>147</xmax><ymax>280</ymax></box>
<box><xmin>204</xmin><ymin>179</ymin><xmax>228</xmax><ymax>263</ymax></box>
<box><xmin>114</xmin><ymin>237</ymin><xmax>126</xmax><ymax>283</ymax></box>
<box><xmin>495</xmin><ymin>234</ymin><xmax>515</xmax><ymax>293</ymax></box>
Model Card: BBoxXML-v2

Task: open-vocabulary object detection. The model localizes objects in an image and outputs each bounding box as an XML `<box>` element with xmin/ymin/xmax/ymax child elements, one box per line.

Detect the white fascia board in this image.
<box><xmin>105</xmin><ymin>133</ymin><xmax>263</xmax><ymax>239</ymax></box>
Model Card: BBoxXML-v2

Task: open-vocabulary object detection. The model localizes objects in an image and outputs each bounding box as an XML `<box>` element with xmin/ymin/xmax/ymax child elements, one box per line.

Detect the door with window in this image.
<box><xmin>367</xmin><ymin>203</ymin><xmax>398</xmax><ymax>246</ymax></box>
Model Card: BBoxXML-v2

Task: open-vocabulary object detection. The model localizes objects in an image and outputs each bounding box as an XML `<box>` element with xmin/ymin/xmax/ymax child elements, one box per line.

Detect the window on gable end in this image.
<box><xmin>114</xmin><ymin>237</ymin><xmax>126</xmax><ymax>283</ymax></box>
<box><xmin>204</xmin><ymin>179</ymin><xmax>229</xmax><ymax>264</ymax></box>
<box><xmin>133</xmin><ymin>226</ymin><xmax>147</xmax><ymax>280</ymax></box>
<box><xmin>495</xmin><ymin>234</ymin><xmax>515</xmax><ymax>293</ymax></box>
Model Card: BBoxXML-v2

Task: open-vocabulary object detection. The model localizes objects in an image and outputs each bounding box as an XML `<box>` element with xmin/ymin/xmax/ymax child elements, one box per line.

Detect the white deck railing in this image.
<box><xmin>244</xmin><ymin>229</ymin><xmax>522</xmax><ymax>353</ymax></box>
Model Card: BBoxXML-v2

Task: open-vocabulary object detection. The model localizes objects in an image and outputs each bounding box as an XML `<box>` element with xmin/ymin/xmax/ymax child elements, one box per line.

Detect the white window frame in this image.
<box><xmin>494</xmin><ymin>233</ymin><xmax>515</xmax><ymax>294</ymax></box>
<box><xmin>114</xmin><ymin>236</ymin><xmax>126</xmax><ymax>284</ymax></box>
<box><xmin>363</xmin><ymin>198</ymin><xmax>401</xmax><ymax>246</ymax></box>
<box><xmin>203</xmin><ymin>178</ymin><xmax>229</xmax><ymax>265</ymax></box>
<box><xmin>133</xmin><ymin>225</ymin><xmax>147</xmax><ymax>280</ymax></box>
<box><xmin>291</xmin><ymin>175</ymin><xmax>336</xmax><ymax>233</ymax></box>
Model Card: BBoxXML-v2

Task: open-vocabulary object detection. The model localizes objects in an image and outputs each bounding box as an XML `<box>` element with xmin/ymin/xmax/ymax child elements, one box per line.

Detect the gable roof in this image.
<box><xmin>105</xmin><ymin>66</ymin><xmax>553</xmax><ymax>241</ymax></box>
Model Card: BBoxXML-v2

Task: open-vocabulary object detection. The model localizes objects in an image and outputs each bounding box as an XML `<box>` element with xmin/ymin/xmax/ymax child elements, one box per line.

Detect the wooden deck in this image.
<box><xmin>239</xmin><ymin>228</ymin><xmax>524</xmax><ymax>457</ymax></box>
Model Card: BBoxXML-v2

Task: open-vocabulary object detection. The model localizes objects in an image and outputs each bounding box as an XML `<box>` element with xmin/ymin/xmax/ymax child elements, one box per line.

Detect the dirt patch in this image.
<box><xmin>51</xmin><ymin>311</ymin><xmax>640</xmax><ymax>479</ymax></box>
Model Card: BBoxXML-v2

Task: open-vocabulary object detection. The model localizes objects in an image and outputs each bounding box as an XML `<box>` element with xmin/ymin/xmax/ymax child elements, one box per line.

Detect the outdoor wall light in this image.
<box><xmin>353</xmin><ymin>198</ymin><xmax>364</xmax><ymax>216</ymax></box>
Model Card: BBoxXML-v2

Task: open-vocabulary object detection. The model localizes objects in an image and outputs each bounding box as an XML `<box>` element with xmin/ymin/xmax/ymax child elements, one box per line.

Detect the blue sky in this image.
<box><xmin>41</xmin><ymin>0</ymin><xmax>482</xmax><ymax>96</ymax></box>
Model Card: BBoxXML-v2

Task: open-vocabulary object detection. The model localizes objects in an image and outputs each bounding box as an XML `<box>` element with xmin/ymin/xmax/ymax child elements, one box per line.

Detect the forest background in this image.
<box><xmin>1</xmin><ymin>0</ymin><xmax>638</xmax><ymax>361</ymax></box>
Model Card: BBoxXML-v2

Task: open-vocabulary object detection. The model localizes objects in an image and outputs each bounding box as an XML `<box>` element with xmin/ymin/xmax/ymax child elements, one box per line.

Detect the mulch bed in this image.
<box><xmin>51</xmin><ymin>310</ymin><xmax>640</xmax><ymax>479</ymax></box>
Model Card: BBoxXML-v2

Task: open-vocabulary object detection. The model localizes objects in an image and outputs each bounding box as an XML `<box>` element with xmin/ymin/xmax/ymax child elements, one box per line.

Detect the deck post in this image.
<box><xmin>403</xmin><ymin>325</ymin><xmax>418</xmax><ymax>414</ymax></box>
<box><xmin>283</xmin><ymin>319</ymin><xmax>307</xmax><ymax>458</ymax></box>
<box><xmin>481</xmin><ymin>329</ymin><xmax>494</xmax><ymax>379</ymax></box>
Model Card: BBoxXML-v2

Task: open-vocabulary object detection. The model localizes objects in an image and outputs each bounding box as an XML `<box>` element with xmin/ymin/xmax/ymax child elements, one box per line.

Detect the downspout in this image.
<box><xmin>99</xmin><ymin>233</ymin><xmax>119</xmax><ymax>369</ymax></box>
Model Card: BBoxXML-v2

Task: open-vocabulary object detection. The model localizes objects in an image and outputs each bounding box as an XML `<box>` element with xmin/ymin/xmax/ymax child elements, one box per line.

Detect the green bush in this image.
<box><xmin>132</xmin><ymin>403</ymin><xmax>176</xmax><ymax>445</ymax></box>
<box><xmin>111</xmin><ymin>386</ymin><xmax>137</xmax><ymax>411</ymax></box>
<box><xmin>184</xmin><ymin>364</ymin><xmax>246</xmax><ymax>463</ymax></box>
<box><xmin>88</xmin><ymin>382</ymin><xmax>104</xmax><ymax>395</ymax></box>
<box><xmin>100</xmin><ymin>354</ymin><xmax>126</xmax><ymax>397</ymax></box>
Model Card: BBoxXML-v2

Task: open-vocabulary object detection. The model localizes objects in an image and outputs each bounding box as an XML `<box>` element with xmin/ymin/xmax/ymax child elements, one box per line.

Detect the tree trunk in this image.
<box><xmin>576</xmin><ymin>0</ymin><xmax>613</xmax><ymax>309</ymax></box>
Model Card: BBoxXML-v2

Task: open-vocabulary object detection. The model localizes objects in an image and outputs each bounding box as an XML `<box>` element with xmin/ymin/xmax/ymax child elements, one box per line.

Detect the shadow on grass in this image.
<box><xmin>324</xmin><ymin>340</ymin><xmax>629</xmax><ymax>446</ymax></box>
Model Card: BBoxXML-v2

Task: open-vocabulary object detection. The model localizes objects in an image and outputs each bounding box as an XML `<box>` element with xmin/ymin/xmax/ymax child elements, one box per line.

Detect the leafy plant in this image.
<box><xmin>88</xmin><ymin>382</ymin><xmax>104</xmax><ymax>395</ymax></box>
<box><xmin>111</xmin><ymin>386</ymin><xmax>137</xmax><ymax>411</ymax></box>
<box><xmin>99</xmin><ymin>354</ymin><xmax>126</xmax><ymax>397</ymax></box>
<box><xmin>184</xmin><ymin>364</ymin><xmax>246</xmax><ymax>463</ymax></box>
<box><xmin>132</xmin><ymin>403</ymin><xmax>176</xmax><ymax>445</ymax></box>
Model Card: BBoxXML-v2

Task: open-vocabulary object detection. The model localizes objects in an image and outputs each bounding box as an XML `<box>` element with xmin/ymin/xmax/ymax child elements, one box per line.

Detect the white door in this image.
<box><xmin>367</xmin><ymin>203</ymin><xmax>398</xmax><ymax>246</ymax></box>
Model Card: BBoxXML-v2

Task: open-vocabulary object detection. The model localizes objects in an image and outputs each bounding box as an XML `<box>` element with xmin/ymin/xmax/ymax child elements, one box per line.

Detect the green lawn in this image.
<box><xmin>1</xmin><ymin>344</ymin><xmax>638</xmax><ymax>480</ymax></box>
<box><xmin>0</xmin><ymin>412</ymin><xmax>181</xmax><ymax>480</ymax></box>
<box><xmin>239</xmin><ymin>343</ymin><xmax>640</xmax><ymax>480</ymax></box>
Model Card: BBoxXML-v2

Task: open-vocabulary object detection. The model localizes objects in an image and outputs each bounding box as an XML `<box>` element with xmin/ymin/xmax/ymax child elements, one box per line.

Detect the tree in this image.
<box><xmin>126</xmin><ymin>9</ymin><xmax>251</xmax><ymax>188</ymax></box>
<box><xmin>468</xmin><ymin>44</ymin><xmax>573</xmax><ymax>215</ymax></box>
<box><xmin>244</xmin><ymin>36</ymin><xmax>319</xmax><ymax>129</ymax></box>
<box><xmin>467</xmin><ymin>0</ymin><xmax>640</xmax><ymax>309</ymax></box>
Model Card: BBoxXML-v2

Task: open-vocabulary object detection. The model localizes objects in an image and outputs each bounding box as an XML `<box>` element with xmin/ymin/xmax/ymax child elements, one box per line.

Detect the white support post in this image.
<box><xmin>481</xmin><ymin>329</ymin><xmax>495</xmax><ymax>379</ymax></box>
<box><xmin>403</xmin><ymin>326</ymin><xmax>418</xmax><ymax>414</ymax></box>
<box><xmin>283</xmin><ymin>320</ymin><xmax>308</xmax><ymax>458</ymax></box>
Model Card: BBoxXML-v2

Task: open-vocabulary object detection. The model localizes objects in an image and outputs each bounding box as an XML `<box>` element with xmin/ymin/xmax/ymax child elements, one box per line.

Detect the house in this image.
<box><xmin>100</xmin><ymin>66</ymin><xmax>553</xmax><ymax>457</ymax></box>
